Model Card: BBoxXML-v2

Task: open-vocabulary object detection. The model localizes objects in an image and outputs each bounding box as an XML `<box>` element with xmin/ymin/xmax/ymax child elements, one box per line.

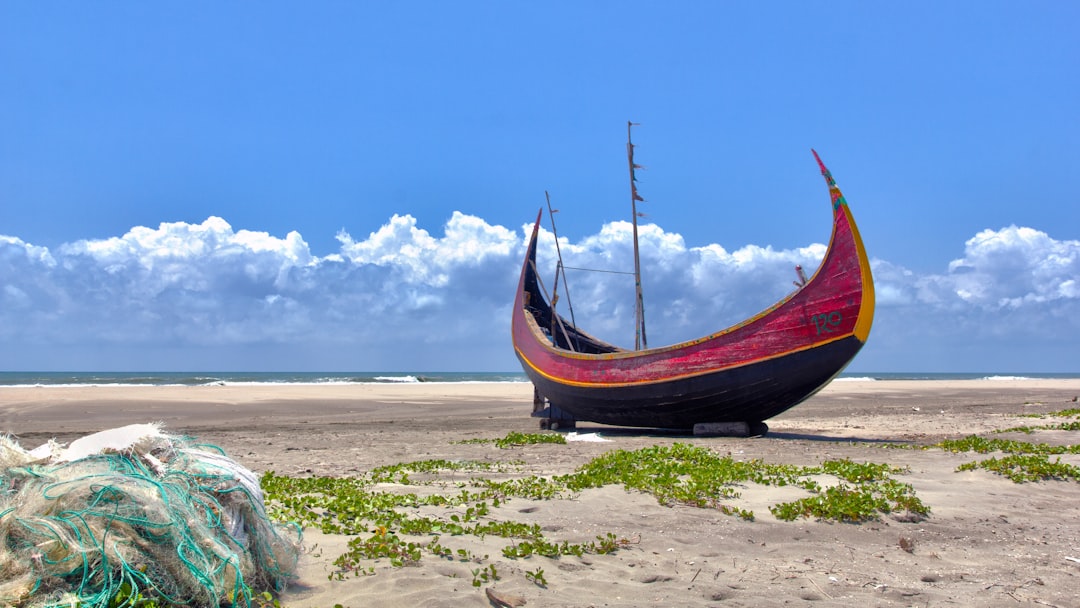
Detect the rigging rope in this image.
<box><xmin>560</xmin><ymin>266</ymin><xmax>636</xmax><ymax>275</ymax></box>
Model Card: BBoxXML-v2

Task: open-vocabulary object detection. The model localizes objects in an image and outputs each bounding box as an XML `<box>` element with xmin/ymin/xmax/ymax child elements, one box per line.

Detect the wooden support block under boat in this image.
<box><xmin>539</xmin><ymin>417</ymin><xmax>576</xmax><ymax>431</ymax></box>
<box><xmin>531</xmin><ymin>391</ymin><xmax>577</xmax><ymax>429</ymax></box>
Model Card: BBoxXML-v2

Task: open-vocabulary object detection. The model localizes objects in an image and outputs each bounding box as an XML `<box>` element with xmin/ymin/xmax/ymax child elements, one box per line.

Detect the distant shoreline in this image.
<box><xmin>1</xmin><ymin>370</ymin><xmax>1078</xmax><ymax>388</ymax></box>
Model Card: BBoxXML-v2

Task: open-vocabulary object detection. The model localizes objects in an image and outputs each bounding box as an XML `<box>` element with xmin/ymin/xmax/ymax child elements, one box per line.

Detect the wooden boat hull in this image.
<box><xmin>512</xmin><ymin>152</ymin><xmax>874</xmax><ymax>430</ymax></box>
<box><xmin>523</xmin><ymin>335</ymin><xmax>864</xmax><ymax>428</ymax></box>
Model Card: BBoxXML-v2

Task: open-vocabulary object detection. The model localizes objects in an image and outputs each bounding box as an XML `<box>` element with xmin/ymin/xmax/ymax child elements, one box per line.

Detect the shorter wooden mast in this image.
<box><xmin>627</xmin><ymin>121</ymin><xmax>648</xmax><ymax>350</ymax></box>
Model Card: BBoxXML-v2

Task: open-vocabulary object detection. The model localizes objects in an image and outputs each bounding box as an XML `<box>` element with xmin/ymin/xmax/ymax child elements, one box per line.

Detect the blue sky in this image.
<box><xmin>1</xmin><ymin>2</ymin><xmax>1077</xmax><ymax>372</ymax></box>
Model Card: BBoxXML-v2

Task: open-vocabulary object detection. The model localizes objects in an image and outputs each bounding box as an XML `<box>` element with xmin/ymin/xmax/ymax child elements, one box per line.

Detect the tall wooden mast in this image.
<box><xmin>627</xmin><ymin>121</ymin><xmax>648</xmax><ymax>350</ymax></box>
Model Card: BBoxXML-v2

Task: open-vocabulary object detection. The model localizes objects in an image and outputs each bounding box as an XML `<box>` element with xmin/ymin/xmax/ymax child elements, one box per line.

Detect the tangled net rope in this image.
<box><xmin>0</xmin><ymin>423</ymin><xmax>301</xmax><ymax>607</ymax></box>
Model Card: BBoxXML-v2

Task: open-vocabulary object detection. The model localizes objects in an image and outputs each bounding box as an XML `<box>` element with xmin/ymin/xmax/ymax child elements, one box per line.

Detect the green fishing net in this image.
<box><xmin>0</xmin><ymin>424</ymin><xmax>301</xmax><ymax>607</ymax></box>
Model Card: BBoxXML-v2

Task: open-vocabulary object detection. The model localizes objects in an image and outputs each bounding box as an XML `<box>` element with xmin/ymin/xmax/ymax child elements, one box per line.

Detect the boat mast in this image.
<box><xmin>627</xmin><ymin>121</ymin><xmax>648</xmax><ymax>350</ymax></box>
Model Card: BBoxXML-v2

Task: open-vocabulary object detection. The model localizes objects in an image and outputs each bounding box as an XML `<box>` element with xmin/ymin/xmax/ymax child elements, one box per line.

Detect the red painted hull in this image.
<box><xmin>512</xmin><ymin>154</ymin><xmax>875</xmax><ymax>429</ymax></box>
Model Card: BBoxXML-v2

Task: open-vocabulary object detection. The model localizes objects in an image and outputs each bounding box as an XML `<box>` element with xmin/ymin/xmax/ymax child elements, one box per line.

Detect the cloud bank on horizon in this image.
<box><xmin>2</xmin><ymin>214</ymin><xmax>1076</xmax><ymax>372</ymax></box>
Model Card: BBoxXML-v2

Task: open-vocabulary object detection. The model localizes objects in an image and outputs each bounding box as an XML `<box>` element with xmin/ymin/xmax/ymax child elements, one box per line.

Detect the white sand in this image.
<box><xmin>3</xmin><ymin>379</ymin><xmax>1079</xmax><ymax>607</ymax></box>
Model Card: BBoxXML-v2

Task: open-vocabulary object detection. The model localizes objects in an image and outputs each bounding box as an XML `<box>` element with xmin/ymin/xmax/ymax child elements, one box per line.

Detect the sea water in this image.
<box><xmin>0</xmin><ymin>371</ymin><xmax>1077</xmax><ymax>388</ymax></box>
<box><xmin>0</xmin><ymin>371</ymin><xmax>531</xmax><ymax>387</ymax></box>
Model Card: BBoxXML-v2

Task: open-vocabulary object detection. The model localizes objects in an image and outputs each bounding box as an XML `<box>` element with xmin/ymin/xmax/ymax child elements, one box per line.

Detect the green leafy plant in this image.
<box><xmin>334</xmin><ymin>526</ymin><xmax>423</xmax><ymax>571</ymax></box>
<box><xmin>495</xmin><ymin>431</ymin><xmax>567</xmax><ymax>448</ymax></box>
<box><xmin>927</xmin><ymin>427</ymin><xmax>1080</xmax><ymax>484</ymax></box>
<box><xmin>525</xmin><ymin>566</ymin><xmax>547</xmax><ymax>587</ymax></box>
<box><xmin>470</xmin><ymin>564</ymin><xmax>499</xmax><ymax>587</ymax></box>
<box><xmin>453</xmin><ymin>431</ymin><xmax>567</xmax><ymax>449</ymax></box>
<box><xmin>936</xmin><ymin>435</ymin><xmax>1080</xmax><ymax>455</ymax></box>
<box><xmin>262</xmin><ymin>441</ymin><xmax>930</xmax><ymax>589</ymax></box>
<box><xmin>106</xmin><ymin>583</ymin><xmax>162</xmax><ymax>608</ymax></box>
<box><xmin>995</xmin><ymin>421</ymin><xmax>1080</xmax><ymax>434</ymax></box>
<box><xmin>956</xmin><ymin>454</ymin><xmax>1080</xmax><ymax>483</ymax></box>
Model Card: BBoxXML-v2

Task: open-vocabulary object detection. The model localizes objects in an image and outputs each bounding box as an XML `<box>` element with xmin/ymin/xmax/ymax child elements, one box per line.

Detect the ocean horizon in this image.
<box><xmin>0</xmin><ymin>371</ymin><xmax>1078</xmax><ymax>388</ymax></box>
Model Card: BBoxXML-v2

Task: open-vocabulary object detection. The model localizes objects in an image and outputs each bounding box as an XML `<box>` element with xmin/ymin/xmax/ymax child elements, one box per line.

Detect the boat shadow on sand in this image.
<box><xmin>561</xmin><ymin>425</ymin><xmax>901</xmax><ymax>445</ymax></box>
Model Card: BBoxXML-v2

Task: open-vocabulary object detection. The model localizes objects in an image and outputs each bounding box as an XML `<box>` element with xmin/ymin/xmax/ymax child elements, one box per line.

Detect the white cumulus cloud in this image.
<box><xmin>862</xmin><ymin>226</ymin><xmax>1079</xmax><ymax>370</ymax></box>
<box><xmin>0</xmin><ymin>216</ymin><xmax>1076</xmax><ymax>372</ymax></box>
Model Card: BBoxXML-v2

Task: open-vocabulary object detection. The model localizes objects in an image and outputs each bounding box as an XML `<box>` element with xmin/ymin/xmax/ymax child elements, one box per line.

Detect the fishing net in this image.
<box><xmin>0</xmin><ymin>423</ymin><xmax>301</xmax><ymax>607</ymax></box>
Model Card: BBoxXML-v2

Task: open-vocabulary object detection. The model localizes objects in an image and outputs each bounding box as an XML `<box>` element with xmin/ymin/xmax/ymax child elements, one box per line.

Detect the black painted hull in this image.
<box><xmin>518</xmin><ymin>335</ymin><xmax>863</xmax><ymax>429</ymax></box>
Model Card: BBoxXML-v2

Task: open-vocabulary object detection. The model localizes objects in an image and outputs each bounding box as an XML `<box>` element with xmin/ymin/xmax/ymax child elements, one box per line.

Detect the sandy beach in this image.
<box><xmin>3</xmin><ymin>379</ymin><xmax>1080</xmax><ymax>607</ymax></box>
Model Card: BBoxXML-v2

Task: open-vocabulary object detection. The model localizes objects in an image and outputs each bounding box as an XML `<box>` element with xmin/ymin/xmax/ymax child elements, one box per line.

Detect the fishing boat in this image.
<box><xmin>511</xmin><ymin>125</ymin><xmax>874</xmax><ymax>435</ymax></box>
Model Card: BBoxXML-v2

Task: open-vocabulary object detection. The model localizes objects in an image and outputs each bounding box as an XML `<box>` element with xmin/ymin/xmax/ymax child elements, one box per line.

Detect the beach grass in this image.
<box><xmin>260</xmin><ymin>433</ymin><xmax>932</xmax><ymax>586</ymax></box>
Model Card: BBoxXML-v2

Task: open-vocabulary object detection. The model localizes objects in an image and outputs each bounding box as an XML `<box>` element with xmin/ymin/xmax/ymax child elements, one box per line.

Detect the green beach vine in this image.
<box><xmin>260</xmin><ymin>432</ymin><xmax>929</xmax><ymax>588</ymax></box>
